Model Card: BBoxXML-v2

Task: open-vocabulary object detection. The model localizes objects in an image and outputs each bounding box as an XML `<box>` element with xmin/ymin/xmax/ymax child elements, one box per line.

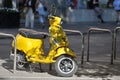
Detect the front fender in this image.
<box><xmin>54</xmin><ymin>47</ymin><xmax>77</xmax><ymax>58</ymax></box>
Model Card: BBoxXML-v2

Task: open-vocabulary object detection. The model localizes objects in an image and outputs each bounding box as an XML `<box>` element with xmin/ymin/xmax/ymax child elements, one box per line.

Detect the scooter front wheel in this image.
<box><xmin>55</xmin><ymin>55</ymin><xmax>78</xmax><ymax>77</ymax></box>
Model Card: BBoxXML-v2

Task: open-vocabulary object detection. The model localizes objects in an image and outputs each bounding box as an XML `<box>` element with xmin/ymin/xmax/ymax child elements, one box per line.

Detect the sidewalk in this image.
<box><xmin>0</xmin><ymin>59</ymin><xmax>120</xmax><ymax>80</ymax></box>
<box><xmin>0</xmin><ymin>58</ymin><xmax>120</xmax><ymax>80</ymax></box>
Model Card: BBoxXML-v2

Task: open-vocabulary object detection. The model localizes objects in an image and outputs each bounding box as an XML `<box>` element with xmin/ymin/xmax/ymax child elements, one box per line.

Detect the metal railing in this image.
<box><xmin>1</xmin><ymin>27</ymin><xmax>119</xmax><ymax>73</ymax></box>
<box><xmin>113</xmin><ymin>27</ymin><xmax>120</xmax><ymax>60</ymax></box>
<box><xmin>0</xmin><ymin>32</ymin><xmax>16</xmax><ymax>73</ymax></box>
<box><xmin>64</xmin><ymin>29</ymin><xmax>84</xmax><ymax>64</ymax></box>
<box><xmin>86</xmin><ymin>28</ymin><xmax>114</xmax><ymax>64</ymax></box>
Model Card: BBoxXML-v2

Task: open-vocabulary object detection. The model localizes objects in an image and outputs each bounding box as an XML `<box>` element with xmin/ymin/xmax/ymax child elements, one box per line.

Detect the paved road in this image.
<box><xmin>0</xmin><ymin>22</ymin><xmax>120</xmax><ymax>80</ymax></box>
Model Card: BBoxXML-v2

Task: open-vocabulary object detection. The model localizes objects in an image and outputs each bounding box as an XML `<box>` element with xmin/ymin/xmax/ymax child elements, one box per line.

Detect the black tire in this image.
<box><xmin>17</xmin><ymin>61</ymin><xmax>29</xmax><ymax>70</ymax></box>
<box><xmin>55</xmin><ymin>55</ymin><xmax>78</xmax><ymax>77</ymax></box>
<box><xmin>16</xmin><ymin>52</ymin><xmax>29</xmax><ymax>70</ymax></box>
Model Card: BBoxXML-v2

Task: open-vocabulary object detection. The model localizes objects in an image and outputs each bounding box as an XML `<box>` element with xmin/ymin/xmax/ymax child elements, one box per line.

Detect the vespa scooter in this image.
<box><xmin>10</xmin><ymin>15</ymin><xmax>78</xmax><ymax>77</ymax></box>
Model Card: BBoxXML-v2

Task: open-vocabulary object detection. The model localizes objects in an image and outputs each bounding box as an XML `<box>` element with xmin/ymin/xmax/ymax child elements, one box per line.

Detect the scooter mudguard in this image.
<box><xmin>55</xmin><ymin>47</ymin><xmax>77</xmax><ymax>58</ymax></box>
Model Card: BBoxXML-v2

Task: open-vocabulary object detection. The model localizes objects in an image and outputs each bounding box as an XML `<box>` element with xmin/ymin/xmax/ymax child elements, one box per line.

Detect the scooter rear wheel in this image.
<box><xmin>16</xmin><ymin>53</ymin><xmax>29</xmax><ymax>70</ymax></box>
<box><xmin>55</xmin><ymin>55</ymin><xmax>78</xmax><ymax>77</ymax></box>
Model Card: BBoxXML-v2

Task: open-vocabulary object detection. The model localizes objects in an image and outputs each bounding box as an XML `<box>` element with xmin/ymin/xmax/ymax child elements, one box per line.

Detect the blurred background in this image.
<box><xmin>0</xmin><ymin>0</ymin><xmax>115</xmax><ymax>28</ymax></box>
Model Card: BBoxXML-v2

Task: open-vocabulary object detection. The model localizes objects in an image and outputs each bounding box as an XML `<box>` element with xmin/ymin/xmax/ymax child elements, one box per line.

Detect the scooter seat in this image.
<box><xmin>18</xmin><ymin>28</ymin><xmax>49</xmax><ymax>39</ymax></box>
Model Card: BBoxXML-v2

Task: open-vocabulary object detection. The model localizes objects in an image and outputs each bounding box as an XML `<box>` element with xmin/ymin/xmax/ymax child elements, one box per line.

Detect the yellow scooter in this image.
<box><xmin>10</xmin><ymin>16</ymin><xmax>78</xmax><ymax>77</ymax></box>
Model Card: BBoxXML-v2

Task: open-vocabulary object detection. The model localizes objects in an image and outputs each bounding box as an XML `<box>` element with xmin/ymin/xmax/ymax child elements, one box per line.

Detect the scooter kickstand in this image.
<box><xmin>49</xmin><ymin>64</ymin><xmax>52</xmax><ymax>71</ymax></box>
<box><xmin>39</xmin><ymin>63</ymin><xmax>42</xmax><ymax>71</ymax></box>
<box><xmin>29</xmin><ymin>63</ymin><xmax>33</xmax><ymax>73</ymax></box>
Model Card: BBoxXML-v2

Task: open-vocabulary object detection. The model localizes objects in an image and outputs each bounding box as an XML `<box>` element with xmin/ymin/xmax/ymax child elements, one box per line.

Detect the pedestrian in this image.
<box><xmin>107</xmin><ymin>0</ymin><xmax>114</xmax><ymax>8</ymax></box>
<box><xmin>60</xmin><ymin>0</ymin><xmax>74</xmax><ymax>21</ymax></box>
<box><xmin>90</xmin><ymin>0</ymin><xmax>105</xmax><ymax>23</ymax></box>
<box><xmin>24</xmin><ymin>0</ymin><xmax>37</xmax><ymax>28</ymax></box>
<box><xmin>113</xmin><ymin>0</ymin><xmax>120</xmax><ymax>24</ymax></box>
<box><xmin>77</xmin><ymin>0</ymin><xmax>86</xmax><ymax>9</ymax></box>
<box><xmin>72</xmin><ymin>0</ymin><xmax>78</xmax><ymax>9</ymax></box>
<box><xmin>36</xmin><ymin>0</ymin><xmax>48</xmax><ymax>28</ymax></box>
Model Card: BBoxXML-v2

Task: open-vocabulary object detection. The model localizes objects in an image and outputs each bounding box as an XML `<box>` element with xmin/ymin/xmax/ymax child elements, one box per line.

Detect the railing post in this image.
<box><xmin>0</xmin><ymin>32</ymin><xmax>16</xmax><ymax>73</ymax></box>
<box><xmin>86</xmin><ymin>28</ymin><xmax>114</xmax><ymax>64</ymax></box>
<box><xmin>64</xmin><ymin>29</ymin><xmax>84</xmax><ymax>64</ymax></box>
<box><xmin>87</xmin><ymin>30</ymin><xmax>90</xmax><ymax>62</ymax></box>
<box><xmin>113</xmin><ymin>27</ymin><xmax>120</xmax><ymax>60</ymax></box>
